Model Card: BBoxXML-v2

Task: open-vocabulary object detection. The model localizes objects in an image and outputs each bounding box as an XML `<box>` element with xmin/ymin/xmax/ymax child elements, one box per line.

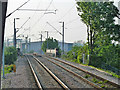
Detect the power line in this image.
<box><xmin>27</xmin><ymin>0</ymin><xmax>57</xmax><ymax>40</ymax></box>
<box><xmin>18</xmin><ymin>9</ymin><xmax>55</xmax><ymax>11</ymax></box>
<box><xmin>59</xmin><ymin>3</ymin><xmax>76</xmax><ymax>21</ymax></box>
<box><xmin>17</xmin><ymin>27</ymin><xmax>30</xmax><ymax>38</ymax></box>
<box><xmin>50</xmin><ymin>3</ymin><xmax>76</xmax><ymax>24</ymax></box>
<box><xmin>46</xmin><ymin>22</ymin><xmax>62</xmax><ymax>35</ymax></box>
<box><xmin>45</xmin><ymin>0</ymin><xmax>54</xmax><ymax>12</ymax></box>
<box><xmin>66</xmin><ymin>17</ymin><xmax>80</xmax><ymax>25</ymax></box>
<box><xmin>6</xmin><ymin>0</ymin><xmax>30</xmax><ymax>18</ymax></box>
<box><xmin>52</xmin><ymin>0</ymin><xmax>57</xmax><ymax>10</ymax></box>
<box><xmin>30</xmin><ymin>0</ymin><xmax>41</xmax><ymax>21</ymax></box>
<box><xmin>16</xmin><ymin>17</ymin><xmax>31</xmax><ymax>33</ymax></box>
<box><xmin>31</xmin><ymin>0</ymin><xmax>54</xmax><ymax>30</ymax></box>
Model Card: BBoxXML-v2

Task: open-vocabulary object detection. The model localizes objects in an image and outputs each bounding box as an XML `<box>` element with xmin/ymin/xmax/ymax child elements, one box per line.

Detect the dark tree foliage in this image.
<box><xmin>41</xmin><ymin>37</ymin><xmax>61</xmax><ymax>56</ymax></box>
<box><xmin>74</xmin><ymin>1</ymin><xmax>120</xmax><ymax>70</ymax></box>
<box><xmin>4</xmin><ymin>46</ymin><xmax>17</xmax><ymax>65</ymax></box>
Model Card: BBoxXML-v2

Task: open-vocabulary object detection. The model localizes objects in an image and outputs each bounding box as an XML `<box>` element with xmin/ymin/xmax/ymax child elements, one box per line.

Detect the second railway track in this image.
<box><xmin>34</xmin><ymin>54</ymin><xmax>120</xmax><ymax>89</ymax></box>
<box><xmin>45</xmin><ymin>56</ymin><xmax>120</xmax><ymax>88</ymax></box>
<box><xmin>26</xmin><ymin>55</ymin><xmax>69</xmax><ymax>89</ymax></box>
<box><xmin>30</xmin><ymin>54</ymin><xmax>98</xmax><ymax>89</ymax></box>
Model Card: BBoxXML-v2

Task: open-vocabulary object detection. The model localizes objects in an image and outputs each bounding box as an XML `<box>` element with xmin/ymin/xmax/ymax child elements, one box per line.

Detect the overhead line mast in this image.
<box><xmin>46</xmin><ymin>22</ymin><xmax>65</xmax><ymax>54</ymax></box>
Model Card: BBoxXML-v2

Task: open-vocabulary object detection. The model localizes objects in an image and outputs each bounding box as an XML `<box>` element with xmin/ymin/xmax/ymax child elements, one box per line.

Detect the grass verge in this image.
<box><xmin>1</xmin><ymin>64</ymin><xmax>14</xmax><ymax>76</ymax></box>
<box><xmin>61</xmin><ymin>57</ymin><xmax>120</xmax><ymax>79</ymax></box>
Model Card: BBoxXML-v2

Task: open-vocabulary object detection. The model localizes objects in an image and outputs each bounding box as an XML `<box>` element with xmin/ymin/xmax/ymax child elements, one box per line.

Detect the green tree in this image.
<box><xmin>4</xmin><ymin>46</ymin><xmax>17</xmax><ymax>65</ymax></box>
<box><xmin>76</xmin><ymin>1</ymin><xmax>120</xmax><ymax>65</ymax></box>
<box><xmin>41</xmin><ymin>37</ymin><xmax>61</xmax><ymax>56</ymax></box>
<box><xmin>63</xmin><ymin>44</ymin><xmax>88</xmax><ymax>64</ymax></box>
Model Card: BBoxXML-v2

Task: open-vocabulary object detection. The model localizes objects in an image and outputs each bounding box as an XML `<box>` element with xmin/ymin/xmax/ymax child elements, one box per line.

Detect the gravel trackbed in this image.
<box><xmin>2</xmin><ymin>56</ymin><xmax>37</xmax><ymax>88</ymax></box>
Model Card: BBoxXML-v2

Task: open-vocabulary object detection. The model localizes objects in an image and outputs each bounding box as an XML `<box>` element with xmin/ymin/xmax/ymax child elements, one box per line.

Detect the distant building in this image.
<box><xmin>5</xmin><ymin>39</ymin><xmax>25</xmax><ymax>48</ymax></box>
<box><xmin>21</xmin><ymin>41</ymin><xmax>73</xmax><ymax>54</ymax></box>
<box><xmin>73</xmin><ymin>40</ymin><xmax>85</xmax><ymax>46</ymax></box>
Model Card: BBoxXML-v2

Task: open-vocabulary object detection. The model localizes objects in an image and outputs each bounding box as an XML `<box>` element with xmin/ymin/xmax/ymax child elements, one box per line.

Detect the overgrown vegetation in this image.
<box><xmin>62</xmin><ymin>45</ymin><xmax>89</xmax><ymax>64</ymax></box>
<box><xmin>4</xmin><ymin>46</ymin><xmax>17</xmax><ymax>65</ymax></box>
<box><xmin>1</xmin><ymin>64</ymin><xmax>14</xmax><ymax>75</ymax></box>
<box><xmin>62</xmin><ymin>1</ymin><xmax>120</xmax><ymax>77</ymax></box>
<box><xmin>84</xmin><ymin>74</ymin><xmax>90</xmax><ymax>78</ymax></box>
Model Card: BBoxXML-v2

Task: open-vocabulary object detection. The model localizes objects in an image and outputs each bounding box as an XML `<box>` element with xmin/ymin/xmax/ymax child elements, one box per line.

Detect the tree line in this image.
<box><xmin>62</xmin><ymin>1</ymin><xmax>120</xmax><ymax>73</ymax></box>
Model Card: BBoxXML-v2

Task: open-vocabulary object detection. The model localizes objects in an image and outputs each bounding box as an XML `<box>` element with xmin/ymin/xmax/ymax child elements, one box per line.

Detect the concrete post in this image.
<box><xmin>13</xmin><ymin>18</ymin><xmax>16</xmax><ymax>48</ymax></box>
<box><xmin>62</xmin><ymin>22</ymin><xmax>64</xmax><ymax>54</ymax></box>
<box><xmin>83</xmin><ymin>53</ymin><xmax>85</xmax><ymax>64</ymax></box>
<box><xmin>47</xmin><ymin>31</ymin><xmax>48</xmax><ymax>49</ymax></box>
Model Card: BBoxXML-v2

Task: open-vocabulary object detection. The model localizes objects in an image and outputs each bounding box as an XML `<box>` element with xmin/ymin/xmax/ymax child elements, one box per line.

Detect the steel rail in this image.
<box><xmin>42</xmin><ymin>56</ymin><xmax>102</xmax><ymax>90</ymax></box>
<box><xmin>45</xmin><ymin>55</ymin><xmax>120</xmax><ymax>88</ymax></box>
<box><xmin>32</xmin><ymin>55</ymin><xmax>70</xmax><ymax>90</ymax></box>
<box><xmin>26</xmin><ymin>56</ymin><xmax>42</xmax><ymax>89</ymax></box>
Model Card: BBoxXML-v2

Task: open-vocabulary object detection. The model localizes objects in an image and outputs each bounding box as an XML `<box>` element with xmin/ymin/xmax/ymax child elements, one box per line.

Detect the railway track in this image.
<box><xmin>29</xmin><ymin>54</ymin><xmax>98</xmax><ymax>89</ymax></box>
<box><xmin>25</xmin><ymin>55</ymin><xmax>69</xmax><ymax>89</ymax></box>
<box><xmin>26</xmin><ymin>56</ymin><xmax>42</xmax><ymax>89</ymax></box>
<box><xmin>45</xmin><ymin>57</ymin><xmax>120</xmax><ymax>88</ymax></box>
<box><xmin>35</xmin><ymin>54</ymin><xmax>120</xmax><ymax>89</ymax></box>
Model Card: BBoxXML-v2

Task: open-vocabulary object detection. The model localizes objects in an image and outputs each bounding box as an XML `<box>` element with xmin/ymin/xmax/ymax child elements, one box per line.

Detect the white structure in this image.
<box><xmin>46</xmin><ymin>49</ymin><xmax>57</xmax><ymax>57</ymax></box>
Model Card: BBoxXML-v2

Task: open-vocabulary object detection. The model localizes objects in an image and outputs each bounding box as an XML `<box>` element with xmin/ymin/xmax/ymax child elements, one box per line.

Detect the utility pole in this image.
<box><xmin>39</xmin><ymin>34</ymin><xmax>43</xmax><ymax>54</ymax></box>
<box><xmin>2</xmin><ymin>43</ymin><xmax>5</xmax><ymax>78</ymax></box>
<box><xmin>29</xmin><ymin>38</ymin><xmax>31</xmax><ymax>52</ymax></box>
<box><xmin>62</xmin><ymin>22</ymin><xmax>64</xmax><ymax>54</ymax></box>
<box><xmin>45</xmin><ymin>31</ymin><xmax>49</xmax><ymax>49</ymax></box>
<box><xmin>7</xmin><ymin>38</ymin><xmax>9</xmax><ymax>47</ymax></box>
<box><xmin>59</xmin><ymin>22</ymin><xmax>64</xmax><ymax>55</ymax></box>
<box><xmin>41</xmin><ymin>31</ymin><xmax>49</xmax><ymax>49</ymax></box>
<box><xmin>25</xmin><ymin>36</ymin><xmax>28</xmax><ymax>53</ymax></box>
<box><xmin>40</xmin><ymin>34</ymin><xmax>42</xmax><ymax>44</ymax></box>
<box><xmin>13</xmin><ymin>18</ymin><xmax>16</xmax><ymax>47</ymax></box>
<box><xmin>13</xmin><ymin>18</ymin><xmax>19</xmax><ymax>48</ymax></box>
<box><xmin>46</xmin><ymin>22</ymin><xmax>65</xmax><ymax>55</ymax></box>
<box><xmin>20</xmin><ymin>39</ymin><xmax>22</xmax><ymax>52</ymax></box>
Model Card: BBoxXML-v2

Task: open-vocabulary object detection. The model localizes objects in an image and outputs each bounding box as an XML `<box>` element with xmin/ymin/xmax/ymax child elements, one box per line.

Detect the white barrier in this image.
<box><xmin>46</xmin><ymin>48</ymin><xmax>57</xmax><ymax>57</ymax></box>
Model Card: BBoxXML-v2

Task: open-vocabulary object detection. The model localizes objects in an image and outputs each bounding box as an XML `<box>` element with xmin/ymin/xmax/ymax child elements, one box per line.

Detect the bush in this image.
<box><xmin>4</xmin><ymin>47</ymin><xmax>17</xmax><ymax>65</ymax></box>
<box><xmin>62</xmin><ymin>45</ymin><xmax>88</xmax><ymax>64</ymax></box>
<box><xmin>29</xmin><ymin>50</ymin><xmax>34</xmax><ymax>53</ymax></box>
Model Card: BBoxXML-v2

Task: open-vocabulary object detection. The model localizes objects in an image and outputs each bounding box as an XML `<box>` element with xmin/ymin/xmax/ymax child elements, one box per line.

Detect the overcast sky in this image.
<box><xmin>5</xmin><ymin>0</ymin><xmax>120</xmax><ymax>43</ymax></box>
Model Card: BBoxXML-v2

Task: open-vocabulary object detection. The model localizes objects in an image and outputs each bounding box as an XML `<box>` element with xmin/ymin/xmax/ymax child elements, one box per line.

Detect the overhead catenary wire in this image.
<box><xmin>27</xmin><ymin>1</ymin><xmax>42</xmax><ymax>38</ymax></box>
<box><xmin>30</xmin><ymin>0</ymin><xmax>41</xmax><ymax>19</ymax></box>
<box><xmin>48</xmin><ymin>2</ymin><xmax>77</xmax><ymax>31</ymax></box>
<box><xmin>51</xmin><ymin>0</ymin><xmax>57</xmax><ymax>10</ymax></box>
<box><xmin>59</xmin><ymin>3</ymin><xmax>76</xmax><ymax>21</ymax></box>
<box><xmin>51</xmin><ymin>3</ymin><xmax>76</xmax><ymax>24</ymax></box>
<box><xmin>46</xmin><ymin>22</ymin><xmax>62</xmax><ymax>35</ymax></box>
<box><xmin>30</xmin><ymin>0</ymin><xmax>54</xmax><ymax>30</ymax></box>
<box><xmin>65</xmin><ymin>17</ymin><xmax>80</xmax><ymax>25</ymax></box>
<box><xmin>18</xmin><ymin>9</ymin><xmax>56</xmax><ymax>11</ymax></box>
<box><xmin>17</xmin><ymin>28</ymin><xmax>30</xmax><ymax>38</ymax></box>
<box><xmin>6</xmin><ymin>0</ymin><xmax>30</xmax><ymax>18</ymax></box>
<box><xmin>16</xmin><ymin>17</ymin><xmax>31</xmax><ymax>33</ymax></box>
